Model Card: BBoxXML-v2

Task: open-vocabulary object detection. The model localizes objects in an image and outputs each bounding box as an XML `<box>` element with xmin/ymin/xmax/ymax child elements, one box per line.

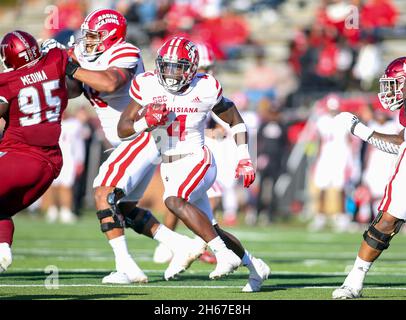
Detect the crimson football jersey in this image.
<box><xmin>0</xmin><ymin>48</ymin><xmax>68</xmax><ymax>175</ymax></box>
<box><xmin>399</xmin><ymin>108</ymin><xmax>406</xmax><ymax>127</ymax></box>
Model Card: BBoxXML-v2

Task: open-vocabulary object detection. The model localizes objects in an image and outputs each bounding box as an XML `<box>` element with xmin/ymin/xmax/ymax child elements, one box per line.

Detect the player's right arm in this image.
<box><xmin>66</xmin><ymin>76</ymin><xmax>83</xmax><ymax>99</ymax></box>
<box><xmin>335</xmin><ymin>112</ymin><xmax>404</xmax><ymax>154</ymax></box>
<box><xmin>66</xmin><ymin>61</ymin><xmax>132</xmax><ymax>94</ymax></box>
<box><xmin>117</xmin><ymin>99</ymin><xmax>169</xmax><ymax>141</ymax></box>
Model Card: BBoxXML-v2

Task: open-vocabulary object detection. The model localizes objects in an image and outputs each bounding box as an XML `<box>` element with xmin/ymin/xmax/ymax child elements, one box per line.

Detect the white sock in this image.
<box><xmin>109</xmin><ymin>235</ymin><xmax>131</xmax><ymax>261</ymax></box>
<box><xmin>242</xmin><ymin>250</ymin><xmax>254</xmax><ymax>269</ymax></box>
<box><xmin>153</xmin><ymin>224</ymin><xmax>187</xmax><ymax>250</ymax></box>
<box><xmin>193</xmin><ymin>235</ymin><xmax>207</xmax><ymax>247</ymax></box>
<box><xmin>207</xmin><ymin>236</ymin><xmax>227</xmax><ymax>254</ymax></box>
<box><xmin>343</xmin><ymin>256</ymin><xmax>372</xmax><ymax>291</ymax></box>
<box><xmin>0</xmin><ymin>242</ymin><xmax>11</xmax><ymax>251</ymax></box>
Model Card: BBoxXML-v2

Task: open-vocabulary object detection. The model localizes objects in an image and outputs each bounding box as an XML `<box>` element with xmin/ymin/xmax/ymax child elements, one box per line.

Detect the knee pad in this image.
<box><xmin>96</xmin><ymin>208</ymin><xmax>123</xmax><ymax>233</ymax></box>
<box><xmin>107</xmin><ymin>188</ymin><xmax>126</xmax><ymax>214</ymax></box>
<box><xmin>123</xmin><ymin>207</ymin><xmax>152</xmax><ymax>234</ymax></box>
<box><xmin>363</xmin><ymin>211</ymin><xmax>405</xmax><ymax>251</ymax></box>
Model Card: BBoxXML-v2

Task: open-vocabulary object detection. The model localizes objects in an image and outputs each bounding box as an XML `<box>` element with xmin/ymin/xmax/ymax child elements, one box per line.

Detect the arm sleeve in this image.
<box><xmin>212</xmin><ymin>76</ymin><xmax>223</xmax><ymax>107</ymax></box>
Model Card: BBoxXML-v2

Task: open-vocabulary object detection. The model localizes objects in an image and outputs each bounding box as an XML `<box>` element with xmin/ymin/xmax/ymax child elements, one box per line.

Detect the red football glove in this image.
<box><xmin>235</xmin><ymin>159</ymin><xmax>256</xmax><ymax>188</ymax></box>
<box><xmin>144</xmin><ymin>103</ymin><xmax>169</xmax><ymax>127</ymax></box>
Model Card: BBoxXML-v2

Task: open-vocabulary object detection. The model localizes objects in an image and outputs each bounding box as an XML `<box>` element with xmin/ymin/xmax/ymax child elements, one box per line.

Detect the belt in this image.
<box><xmin>162</xmin><ymin>153</ymin><xmax>192</xmax><ymax>163</ymax></box>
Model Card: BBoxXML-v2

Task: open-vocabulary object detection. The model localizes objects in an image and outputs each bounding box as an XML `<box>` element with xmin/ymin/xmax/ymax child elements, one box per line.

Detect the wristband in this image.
<box><xmin>236</xmin><ymin>144</ymin><xmax>251</xmax><ymax>161</ymax></box>
<box><xmin>66</xmin><ymin>59</ymin><xmax>80</xmax><ymax>77</ymax></box>
<box><xmin>351</xmin><ymin>122</ymin><xmax>374</xmax><ymax>141</ymax></box>
<box><xmin>133</xmin><ymin>117</ymin><xmax>149</xmax><ymax>134</ymax></box>
<box><xmin>231</xmin><ymin>123</ymin><xmax>247</xmax><ymax>136</ymax></box>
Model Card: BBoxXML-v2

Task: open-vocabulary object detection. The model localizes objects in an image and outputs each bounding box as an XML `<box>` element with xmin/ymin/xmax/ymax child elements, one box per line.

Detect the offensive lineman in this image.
<box><xmin>332</xmin><ymin>57</ymin><xmax>406</xmax><ymax>299</ymax></box>
<box><xmin>45</xmin><ymin>9</ymin><xmax>205</xmax><ymax>283</ymax></box>
<box><xmin>118</xmin><ymin>36</ymin><xmax>270</xmax><ymax>292</ymax></box>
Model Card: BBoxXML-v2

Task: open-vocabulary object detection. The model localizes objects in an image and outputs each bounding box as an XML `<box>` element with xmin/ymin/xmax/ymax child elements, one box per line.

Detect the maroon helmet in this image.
<box><xmin>0</xmin><ymin>30</ymin><xmax>41</xmax><ymax>71</ymax></box>
<box><xmin>378</xmin><ymin>57</ymin><xmax>406</xmax><ymax>111</ymax></box>
<box><xmin>155</xmin><ymin>37</ymin><xmax>199</xmax><ymax>93</ymax></box>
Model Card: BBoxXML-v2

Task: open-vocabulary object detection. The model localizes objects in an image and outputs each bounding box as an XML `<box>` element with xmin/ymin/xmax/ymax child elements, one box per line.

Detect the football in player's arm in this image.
<box><xmin>118</xmin><ymin>97</ymin><xmax>255</xmax><ymax>188</ymax></box>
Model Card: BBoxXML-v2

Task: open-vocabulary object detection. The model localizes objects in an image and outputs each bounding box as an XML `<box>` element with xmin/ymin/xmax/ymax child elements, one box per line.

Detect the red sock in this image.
<box><xmin>0</xmin><ymin>219</ymin><xmax>15</xmax><ymax>246</ymax></box>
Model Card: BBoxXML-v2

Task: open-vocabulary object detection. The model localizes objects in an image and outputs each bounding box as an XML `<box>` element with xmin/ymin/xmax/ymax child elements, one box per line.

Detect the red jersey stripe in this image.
<box><xmin>109</xmin><ymin>52</ymin><xmax>140</xmax><ymax>65</ymax></box>
<box><xmin>110</xmin><ymin>133</ymin><xmax>150</xmax><ymax>186</ymax></box>
<box><xmin>382</xmin><ymin>147</ymin><xmax>406</xmax><ymax>212</ymax></box>
<box><xmin>217</xmin><ymin>87</ymin><xmax>223</xmax><ymax>99</ymax></box>
<box><xmin>177</xmin><ymin>147</ymin><xmax>210</xmax><ymax>199</ymax></box>
<box><xmin>112</xmin><ymin>46</ymin><xmax>139</xmax><ymax>55</ymax></box>
<box><xmin>130</xmin><ymin>85</ymin><xmax>142</xmax><ymax>101</ymax></box>
<box><xmin>100</xmin><ymin>133</ymin><xmax>146</xmax><ymax>186</ymax></box>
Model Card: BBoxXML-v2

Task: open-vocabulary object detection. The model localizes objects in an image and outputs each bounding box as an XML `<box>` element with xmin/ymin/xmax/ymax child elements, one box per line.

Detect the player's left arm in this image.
<box><xmin>335</xmin><ymin>112</ymin><xmax>404</xmax><ymax>154</ymax></box>
<box><xmin>212</xmin><ymin>97</ymin><xmax>256</xmax><ymax>188</ymax></box>
<box><xmin>66</xmin><ymin>61</ymin><xmax>132</xmax><ymax>93</ymax></box>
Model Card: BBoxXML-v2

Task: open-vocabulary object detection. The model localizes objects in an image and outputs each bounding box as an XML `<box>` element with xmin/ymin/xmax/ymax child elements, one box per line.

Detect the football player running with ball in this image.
<box><xmin>332</xmin><ymin>57</ymin><xmax>406</xmax><ymax>299</ymax></box>
<box><xmin>118</xmin><ymin>37</ymin><xmax>270</xmax><ymax>292</ymax></box>
<box><xmin>0</xmin><ymin>30</ymin><xmax>71</xmax><ymax>272</ymax></box>
<box><xmin>42</xmin><ymin>9</ymin><xmax>205</xmax><ymax>284</ymax></box>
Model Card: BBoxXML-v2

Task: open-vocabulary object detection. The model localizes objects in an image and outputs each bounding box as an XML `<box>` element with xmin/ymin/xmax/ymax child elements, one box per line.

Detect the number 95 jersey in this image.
<box><xmin>0</xmin><ymin>48</ymin><xmax>68</xmax><ymax>148</ymax></box>
<box><xmin>129</xmin><ymin>71</ymin><xmax>223</xmax><ymax>156</ymax></box>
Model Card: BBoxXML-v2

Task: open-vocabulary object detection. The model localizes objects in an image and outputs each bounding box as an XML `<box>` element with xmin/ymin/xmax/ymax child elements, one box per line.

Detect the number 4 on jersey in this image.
<box><xmin>167</xmin><ymin>115</ymin><xmax>187</xmax><ymax>141</ymax></box>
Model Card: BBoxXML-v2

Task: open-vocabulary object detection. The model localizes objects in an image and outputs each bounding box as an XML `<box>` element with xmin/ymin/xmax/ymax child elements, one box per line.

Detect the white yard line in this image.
<box><xmin>6</xmin><ymin>268</ymin><xmax>406</xmax><ymax>276</ymax></box>
<box><xmin>0</xmin><ymin>284</ymin><xmax>406</xmax><ymax>290</ymax></box>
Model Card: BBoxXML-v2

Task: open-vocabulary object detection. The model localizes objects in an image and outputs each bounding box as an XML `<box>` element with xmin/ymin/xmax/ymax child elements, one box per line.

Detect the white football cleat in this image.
<box><xmin>0</xmin><ymin>243</ymin><xmax>12</xmax><ymax>273</ymax></box>
<box><xmin>60</xmin><ymin>208</ymin><xmax>77</xmax><ymax>224</ymax></box>
<box><xmin>104</xmin><ymin>257</ymin><xmax>148</xmax><ymax>284</ymax></box>
<box><xmin>164</xmin><ymin>238</ymin><xmax>206</xmax><ymax>281</ymax></box>
<box><xmin>46</xmin><ymin>206</ymin><xmax>59</xmax><ymax>223</ymax></box>
<box><xmin>242</xmin><ymin>258</ymin><xmax>270</xmax><ymax>292</ymax></box>
<box><xmin>102</xmin><ymin>271</ymin><xmax>132</xmax><ymax>284</ymax></box>
<box><xmin>153</xmin><ymin>243</ymin><xmax>173</xmax><ymax>264</ymax></box>
<box><xmin>332</xmin><ymin>285</ymin><xmax>362</xmax><ymax>299</ymax></box>
<box><xmin>102</xmin><ymin>270</ymin><xmax>148</xmax><ymax>284</ymax></box>
<box><xmin>209</xmin><ymin>248</ymin><xmax>241</xmax><ymax>279</ymax></box>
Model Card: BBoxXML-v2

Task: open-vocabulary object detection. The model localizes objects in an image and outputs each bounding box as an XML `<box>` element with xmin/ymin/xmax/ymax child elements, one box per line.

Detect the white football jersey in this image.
<box><xmin>129</xmin><ymin>71</ymin><xmax>223</xmax><ymax>156</ymax></box>
<box><xmin>316</xmin><ymin>113</ymin><xmax>351</xmax><ymax>161</ymax></box>
<box><xmin>74</xmin><ymin>41</ymin><xmax>145</xmax><ymax>146</ymax></box>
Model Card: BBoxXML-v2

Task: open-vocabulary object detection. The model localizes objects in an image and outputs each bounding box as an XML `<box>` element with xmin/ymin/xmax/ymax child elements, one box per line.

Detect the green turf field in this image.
<box><xmin>1</xmin><ymin>212</ymin><xmax>406</xmax><ymax>300</ymax></box>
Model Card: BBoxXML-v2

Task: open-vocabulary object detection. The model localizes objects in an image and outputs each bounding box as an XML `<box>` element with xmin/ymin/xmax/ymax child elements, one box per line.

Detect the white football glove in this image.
<box><xmin>334</xmin><ymin>112</ymin><xmax>373</xmax><ymax>141</ymax></box>
<box><xmin>40</xmin><ymin>39</ymin><xmax>66</xmax><ymax>54</ymax></box>
<box><xmin>334</xmin><ymin>112</ymin><xmax>359</xmax><ymax>132</ymax></box>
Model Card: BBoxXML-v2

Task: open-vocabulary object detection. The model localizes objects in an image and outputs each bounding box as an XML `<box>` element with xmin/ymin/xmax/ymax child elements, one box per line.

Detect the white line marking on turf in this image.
<box><xmin>0</xmin><ymin>284</ymin><xmax>406</xmax><ymax>291</ymax></box>
<box><xmin>7</xmin><ymin>268</ymin><xmax>406</xmax><ymax>277</ymax></box>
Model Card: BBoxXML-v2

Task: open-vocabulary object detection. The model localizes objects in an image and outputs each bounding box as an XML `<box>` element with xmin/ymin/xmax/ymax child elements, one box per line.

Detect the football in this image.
<box><xmin>137</xmin><ymin>105</ymin><xmax>156</xmax><ymax>132</ymax></box>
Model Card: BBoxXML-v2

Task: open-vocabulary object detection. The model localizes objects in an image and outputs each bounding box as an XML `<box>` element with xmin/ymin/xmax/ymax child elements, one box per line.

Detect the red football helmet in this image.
<box><xmin>195</xmin><ymin>42</ymin><xmax>215</xmax><ymax>73</ymax></box>
<box><xmin>156</xmin><ymin>37</ymin><xmax>199</xmax><ymax>93</ymax></box>
<box><xmin>0</xmin><ymin>30</ymin><xmax>41</xmax><ymax>71</ymax></box>
<box><xmin>378</xmin><ymin>57</ymin><xmax>406</xmax><ymax>111</ymax></box>
<box><xmin>79</xmin><ymin>9</ymin><xmax>127</xmax><ymax>60</ymax></box>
